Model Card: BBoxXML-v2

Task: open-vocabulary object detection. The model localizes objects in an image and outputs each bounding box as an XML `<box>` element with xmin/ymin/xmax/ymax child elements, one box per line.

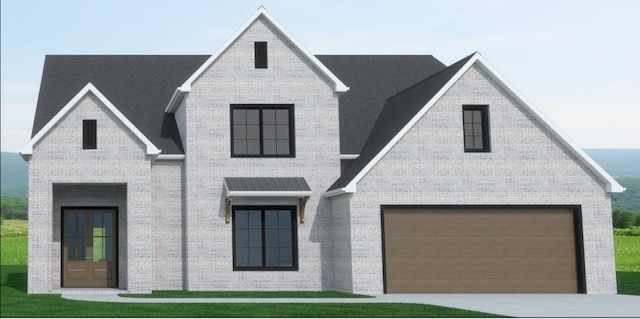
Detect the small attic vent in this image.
<box><xmin>255</xmin><ymin>42</ymin><xmax>268</xmax><ymax>69</ymax></box>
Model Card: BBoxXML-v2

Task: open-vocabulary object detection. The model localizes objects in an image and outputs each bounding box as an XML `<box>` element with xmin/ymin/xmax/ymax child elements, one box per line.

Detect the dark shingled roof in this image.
<box><xmin>224</xmin><ymin>177</ymin><xmax>311</xmax><ymax>193</ymax></box>
<box><xmin>316</xmin><ymin>55</ymin><xmax>446</xmax><ymax>154</ymax></box>
<box><xmin>33</xmin><ymin>55</ymin><xmax>447</xmax><ymax>156</ymax></box>
<box><xmin>328</xmin><ymin>53</ymin><xmax>475</xmax><ymax>191</ymax></box>
<box><xmin>32</xmin><ymin>55</ymin><xmax>210</xmax><ymax>154</ymax></box>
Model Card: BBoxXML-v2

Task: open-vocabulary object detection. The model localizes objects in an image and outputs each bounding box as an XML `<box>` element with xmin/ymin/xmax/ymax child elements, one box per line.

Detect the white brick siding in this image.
<box><xmin>182</xmin><ymin>16</ymin><xmax>341</xmax><ymax>291</ymax></box>
<box><xmin>338</xmin><ymin>64</ymin><xmax>616</xmax><ymax>294</ymax></box>
<box><xmin>28</xmin><ymin>93</ymin><xmax>153</xmax><ymax>293</ymax></box>
<box><xmin>151</xmin><ymin>160</ymin><xmax>185</xmax><ymax>290</ymax></box>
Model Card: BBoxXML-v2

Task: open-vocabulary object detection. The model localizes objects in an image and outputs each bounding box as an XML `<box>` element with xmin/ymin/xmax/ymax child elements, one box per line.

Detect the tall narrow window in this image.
<box><xmin>83</xmin><ymin>120</ymin><xmax>97</xmax><ymax>149</ymax></box>
<box><xmin>255</xmin><ymin>42</ymin><xmax>268</xmax><ymax>68</ymax></box>
<box><xmin>231</xmin><ymin>104</ymin><xmax>295</xmax><ymax>157</ymax></box>
<box><xmin>462</xmin><ymin>105</ymin><xmax>490</xmax><ymax>152</ymax></box>
<box><xmin>233</xmin><ymin>206</ymin><xmax>297</xmax><ymax>270</ymax></box>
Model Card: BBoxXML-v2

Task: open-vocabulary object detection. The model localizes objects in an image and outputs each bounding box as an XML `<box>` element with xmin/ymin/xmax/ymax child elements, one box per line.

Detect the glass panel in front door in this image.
<box><xmin>66</xmin><ymin>212</ymin><xmax>87</xmax><ymax>261</ymax></box>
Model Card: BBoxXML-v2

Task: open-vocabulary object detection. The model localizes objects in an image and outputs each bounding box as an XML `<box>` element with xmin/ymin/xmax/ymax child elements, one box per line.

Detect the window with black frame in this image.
<box><xmin>232</xmin><ymin>206</ymin><xmax>297</xmax><ymax>270</ymax></box>
<box><xmin>462</xmin><ymin>105</ymin><xmax>490</xmax><ymax>152</ymax></box>
<box><xmin>231</xmin><ymin>104</ymin><xmax>294</xmax><ymax>157</ymax></box>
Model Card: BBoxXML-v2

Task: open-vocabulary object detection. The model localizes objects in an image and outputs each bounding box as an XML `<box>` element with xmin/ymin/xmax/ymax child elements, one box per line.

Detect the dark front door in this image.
<box><xmin>62</xmin><ymin>208</ymin><xmax>117</xmax><ymax>288</ymax></box>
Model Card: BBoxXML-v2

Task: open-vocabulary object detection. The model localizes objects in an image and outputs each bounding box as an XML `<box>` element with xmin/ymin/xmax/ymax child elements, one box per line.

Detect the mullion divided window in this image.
<box><xmin>231</xmin><ymin>104</ymin><xmax>294</xmax><ymax>157</ymax></box>
<box><xmin>462</xmin><ymin>105</ymin><xmax>490</xmax><ymax>152</ymax></box>
<box><xmin>233</xmin><ymin>206</ymin><xmax>297</xmax><ymax>271</ymax></box>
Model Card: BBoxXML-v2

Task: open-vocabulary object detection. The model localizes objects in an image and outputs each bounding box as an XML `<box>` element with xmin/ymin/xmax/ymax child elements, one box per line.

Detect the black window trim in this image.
<box><xmin>230</xmin><ymin>104</ymin><xmax>295</xmax><ymax>158</ymax></box>
<box><xmin>462</xmin><ymin>105</ymin><xmax>490</xmax><ymax>153</ymax></box>
<box><xmin>255</xmin><ymin>41</ymin><xmax>268</xmax><ymax>69</ymax></box>
<box><xmin>83</xmin><ymin>119</ymin><xmax>97</xmax><ymax>150</ymax></box>
<box><xmin>232</xmin><ymin>205</ymin><xmax>298</xmax><ymax>271</ymax></box>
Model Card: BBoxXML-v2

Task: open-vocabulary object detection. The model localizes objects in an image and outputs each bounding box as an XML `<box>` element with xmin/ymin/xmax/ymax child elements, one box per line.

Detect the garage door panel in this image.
<box><xmin>386</xmin><ymin>236</ymin><xmax>576</xmax><ymax>258</ymax></box>
<box><xmin>383</xmin><ymin>207</ymin><xmax>581</xmax><ymax>293</ymax></box>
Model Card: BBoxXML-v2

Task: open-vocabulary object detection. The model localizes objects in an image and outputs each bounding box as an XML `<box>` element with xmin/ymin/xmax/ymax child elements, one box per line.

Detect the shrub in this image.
<box><xmin>614</xmin><ymin>226</ymin><xmax>640</xmax><ymax>236</ymax></box>
<box><xmin>612</xmin><ymin>209</ymin><xmax>638</xmax><ymax>228</ymax></box>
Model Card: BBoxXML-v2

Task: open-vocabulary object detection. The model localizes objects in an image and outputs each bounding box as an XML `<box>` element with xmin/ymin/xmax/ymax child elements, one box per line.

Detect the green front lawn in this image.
<box><xmin>1</xmin><ymin>264</ymin><xmax>501</xmax><ymax>318</ymax></box>
<box><xmin>614</xmin><ymin>235</ymin><xmax>640</xmax><ymax>295</ymax></box>
<box><xmin>2</xmin><ymin>230</ymin><xmax>638</xmax><ymax>317</ymax></box>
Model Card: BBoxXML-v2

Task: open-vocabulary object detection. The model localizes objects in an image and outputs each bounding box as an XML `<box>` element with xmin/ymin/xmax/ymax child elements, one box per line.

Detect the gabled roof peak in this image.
<box><xmin>21</xmin><ymin>82</ymin><xmax>161</xmax><ymax>161</ymax></box>
<box><xmin>165</xmin><ymin>6</ymin><xmax>349</xmax><ymax>112</ymax></box>
<box><xmin>325</xmin><ymin>52</ymin><xmax>623</xmax><ymax>196</ymax></box>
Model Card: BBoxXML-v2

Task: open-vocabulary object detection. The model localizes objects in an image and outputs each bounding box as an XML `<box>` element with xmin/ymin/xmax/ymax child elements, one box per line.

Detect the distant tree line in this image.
<box><xmin>0</xmin><ymin>196</ymin><xmax>27</xmax><ymax>220</ymax></box>
<box><xmin>612</xmin><ymin>177</ymin><xmax>640</xmax><ymax>212</ymax></box>
<box><xmin>612</xmin><ymin>208</ymin><xmax>640</xmax><ymax>229</ymax></box>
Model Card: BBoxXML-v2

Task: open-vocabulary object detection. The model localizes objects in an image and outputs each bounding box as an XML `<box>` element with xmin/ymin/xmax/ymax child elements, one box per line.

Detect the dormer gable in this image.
<box><xmin>20</xmin><ymin>83</ymin><xmax>161</xmax><ymax>161</ymax></box>
<box><xmin>165</xmin><ymin>6</ymin><xmax>349</xmax><ymax>113</ymax></box>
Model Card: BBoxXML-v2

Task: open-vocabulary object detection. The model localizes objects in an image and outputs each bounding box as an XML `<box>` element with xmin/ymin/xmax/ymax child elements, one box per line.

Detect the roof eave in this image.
<box><xmin>227</xmin><ymin>190</ymin><xmax>313</xmax><ymax>197</ymax></box>
<box><xmin>322</xmin><ymin>185</ymin><xmax>356</xmax><ymax>198</ymax></box>
<box><xmin>472</xmin><ymin>55</ymin><xmax>625</xmax><ymax>194</ymax></box>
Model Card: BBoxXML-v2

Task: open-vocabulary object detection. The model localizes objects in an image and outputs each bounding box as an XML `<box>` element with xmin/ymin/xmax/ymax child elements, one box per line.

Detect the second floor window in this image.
<box><xmin>255</xmin><ymin>42</ymin><xmax>268</xmax><ymax>68</ymax></box>
<box><xmin>83</xmin><ymin>119</ymin><xmax>97</xmax><ymax>149</ymax></box>
<box><xmin>462</xmin><ymin>105</ymin><xmax>490</xmax><ymax>152</ymax></box>
<box><xmin>231</xmin><ymin>104</ymin><xmax>295</xmax><ymax>157</ymax></box>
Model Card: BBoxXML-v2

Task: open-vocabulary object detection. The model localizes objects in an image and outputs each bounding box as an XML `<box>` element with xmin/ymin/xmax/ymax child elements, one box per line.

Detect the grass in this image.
<box><xmin>1</xmin><ymin>223</ymin><xmax>501</xmax><ymax>317</ymax></box>
<box><xmin>614</xmin><ymin>235</ymin><xmax>640</xmax><ymax>272</ymax></box>
<box><xmin>1</xmin><ymin>266</ymin><xmax>501</xmax><ymax>318</ymax></box>
<box><xmin>0</xmin><ymin>219</ymin><xmax>28</xmax><ymax>237</ymax></box>
<box><xmin>121</xmin><ymin>290</ymin><xmax>372</xmax><ymax>298</ymax></box>
<box><xmin>614</xmin><ymin>235</ymin><xmax>640</xmax><ymax>295</ymax></box>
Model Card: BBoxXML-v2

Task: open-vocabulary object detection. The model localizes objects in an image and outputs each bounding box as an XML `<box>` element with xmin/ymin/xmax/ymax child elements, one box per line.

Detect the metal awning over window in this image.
<box><xmin>223</xmin><ymin>177</ymin><xmax>312</xmax><ymax>224</ymax></box>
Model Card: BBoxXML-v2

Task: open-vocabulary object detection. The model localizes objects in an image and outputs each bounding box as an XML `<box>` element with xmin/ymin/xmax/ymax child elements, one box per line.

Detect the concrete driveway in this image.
<box><xmin>63</xmin><ymin>293</ymin><xmax>640</xmax><ymax>317</ymax></box>
<box><xmin>379</xmin><ymin>294</ymin><xmax>640</xmax><ymax>317</ymax></box>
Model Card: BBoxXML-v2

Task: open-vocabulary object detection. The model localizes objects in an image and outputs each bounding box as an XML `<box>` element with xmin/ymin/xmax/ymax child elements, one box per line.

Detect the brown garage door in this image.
<box><xmin>382</xmin><ymin>206</ymin><xmax>584</xmax><ymax>293</ymax></box>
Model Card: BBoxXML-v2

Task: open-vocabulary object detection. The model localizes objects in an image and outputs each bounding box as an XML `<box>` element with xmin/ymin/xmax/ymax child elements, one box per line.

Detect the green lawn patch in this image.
<box><xmin>121</xmin><ymin>290</ymin><xmax>372</xmax><ymax>298</ymax></box>
<box><xmin>616</xmin><ymin>271</ymin><xmax>640</xmax><ymax>295</ymax></box>
<box><xmin>614</xmin><ymin>235</ymin><xmax>640</xmax><ymax>296</ymax></box>
<box><xmin>1</xmin><ymin>265</ymin><xmax>503</xmax><ymax>318</ymax></box>
<box><xmin>1</xmin><ymin>235</ymin><xmax>27</xmax><ymax>265</ymax></box>
<box><xmin>614</xmin><ymin>235</ymin><xmax>640</xmax><ymax>272</ymax></box>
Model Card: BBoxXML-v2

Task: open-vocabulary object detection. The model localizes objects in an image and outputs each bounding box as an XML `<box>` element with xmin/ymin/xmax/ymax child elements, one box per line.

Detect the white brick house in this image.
<box><xmin>21</xmin><ymin>7</ymin><xmax>623</xmax><ymax>294</ymax></box>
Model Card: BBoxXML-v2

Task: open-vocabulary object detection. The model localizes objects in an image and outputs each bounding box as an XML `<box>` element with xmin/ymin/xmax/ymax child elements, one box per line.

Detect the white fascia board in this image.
<box><xmin>165</xmin><ymin>87</ymin><xmax>187</xmax><ymax>113</ymax></box>
<box><xmin>20</xmin><ymin>83</ymin><xmax>161</xmax><ymax>158</ymax></box>
<box><xmin>226</xmin><ymin>190</ymin><xmax>313</xmax><ymax>197</ymax></box>
<box><xmin>472</xmin><ymin>55</ymin><xmax>624</xmax><ymax>193</ymax></box>
<box><xmin>322</xmin><ymin>187</ymin><xmax>349</xmax><ymax>198</ymax></box>
<box><xmin>156</xmin><ymin>154</ymin><xmax>185</xmax><ymax>160</ymax></box>
<box><xmin>256</xmin><ymin>7</ymin><xmax>349</xmax><ymax>93</ymax></box>
<box><xmin>340</xmin><ymin>154</ymin><xmax>360</xmax><ymax>160</ymax></box>
<box><xmin>343</xmin><ymin>53</ymin><xmax>481</xmax><ymax>192</ymax></box>
<box><xmin>175</xmin><ymin>7</ymin><xmax>349</xmax><ymax>99</ymax></box>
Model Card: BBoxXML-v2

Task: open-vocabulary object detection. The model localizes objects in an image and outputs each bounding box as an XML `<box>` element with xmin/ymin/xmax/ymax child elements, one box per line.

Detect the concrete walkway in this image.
<box><xmin>61</xmin><ymin>293</ymin><xmax>640</xmax><ymax>317</ymax></box>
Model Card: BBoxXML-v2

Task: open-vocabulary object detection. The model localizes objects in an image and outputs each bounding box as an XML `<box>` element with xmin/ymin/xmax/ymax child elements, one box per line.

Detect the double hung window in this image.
<box><xmin>233</xmin><ymin>206</ymin><xmax>297</xmax><ymax>270</ymax></box>
<box><xmin>231</xmin><ymin>104</ymin><xmax>294</xmax><ymax>157</ymax></box>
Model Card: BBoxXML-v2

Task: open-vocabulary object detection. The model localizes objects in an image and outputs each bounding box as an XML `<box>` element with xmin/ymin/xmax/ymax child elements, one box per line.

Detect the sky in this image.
<box><xmin>1</xmin><ymin>0</ymin><xmax>639</xmax><ymax>152</ymax></box>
